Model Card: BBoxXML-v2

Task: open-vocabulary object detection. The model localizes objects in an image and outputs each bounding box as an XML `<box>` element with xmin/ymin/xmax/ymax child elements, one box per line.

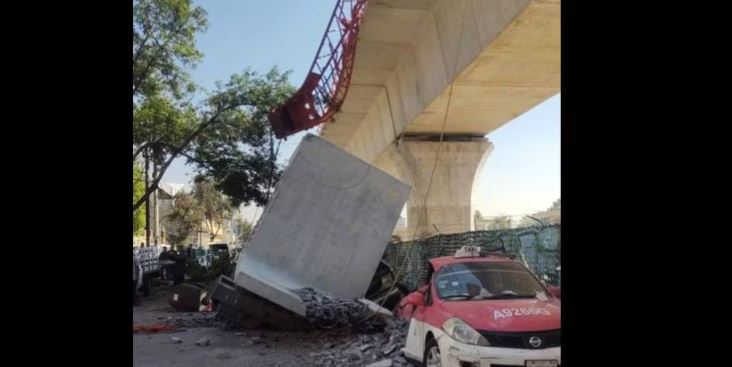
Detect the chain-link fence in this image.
<box><xmin>383</xmin><ymin>224</ymin><xmax>560</xmax><ymax>291</ymax></box>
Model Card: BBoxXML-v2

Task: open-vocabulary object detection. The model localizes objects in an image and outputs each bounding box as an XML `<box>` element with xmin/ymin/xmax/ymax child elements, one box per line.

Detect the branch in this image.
<box><xmin>264</xmin><ymin>131</ymin><xmax>282</xmax><ymax>202</ymax></box>
<box><xmin>173</xmin><ymin>147</ymin><xmax>215</xmax><ymax>172</ymax></box>
<box><xmin>211</xmin><ymin>223</ymin><xmax>222</xmax><ymax>241</ymax></box>
<box><xmin>133</xmin><ymin>46</ymin><xmax>159</xmax><ymax>96</ymax></box>
<box><xmin>133</xmin><ymin>20</ymin><xmax>188</xmax><ymax>95</ymax></box>
<box><xmin>133</xmin><ymin>139</ymin><xmax>162</xmax><ymax>161</ymax></box>
<box><xmin>133</xmin><ymin>106</ymin><xmax>235</xmax><ymax>212</ymax></box>
<box><xmin>133</xmin><ymin>32</ymin><xmax>151</xmax><ymax>69</ymax></box>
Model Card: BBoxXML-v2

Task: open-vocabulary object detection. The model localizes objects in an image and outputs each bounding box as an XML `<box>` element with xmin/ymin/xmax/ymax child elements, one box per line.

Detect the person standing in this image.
<box><xmin>132</xmin><ymin>252</ymin><xmax>141</xmax><ymax>306</ymax></box>
<box><xmin>158</xmin><ymin>246</ymin><xmax>171</xmax><ymax>280</ymax></box>
<box><xmin>170</xmin><ymin>248</ymin><xmax>188</xmax><ymax>286</ymax></box>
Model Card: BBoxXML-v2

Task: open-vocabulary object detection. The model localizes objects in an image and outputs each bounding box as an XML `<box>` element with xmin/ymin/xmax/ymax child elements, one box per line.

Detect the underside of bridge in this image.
<box><xmin>295</xmin><ymin>0</ymin><xmax>559</xmax><ymax>239</ymax></box>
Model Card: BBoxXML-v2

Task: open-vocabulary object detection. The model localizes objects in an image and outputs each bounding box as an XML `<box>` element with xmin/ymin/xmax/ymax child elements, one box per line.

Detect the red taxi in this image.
<box><xmin>396</xmin><ymin>246</ymin><xmax>561</xmax><ymax>367</ymax></box>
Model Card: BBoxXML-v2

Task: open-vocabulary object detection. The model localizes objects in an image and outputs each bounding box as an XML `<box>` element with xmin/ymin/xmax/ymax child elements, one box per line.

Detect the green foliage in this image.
<box><xmin>190</xmin><ymin>68</ymin><xmax>295</xmax><ymax>207</ymax></box>
<box><xmin>133</xmin><ymin>163</ymin><xmax>146</xmax><ymax>235</ymax></box>
<box><xmin>132</xmin><ymin>0</ymin><xmax>295</xmax><ymax>214</ymax></box>
<box><xmin>166</xmin><ymin>192</ymin><xmax>204</xmax><ymax>245</ymax></box>
<box><xmin>133</xmin><ymin>94</ymin><xmax>196</xmax><ymax>159</ymax></box>
<box><xmin>236</xmin><ymin>219</ymin><xmax>254</xmax><ymax>245</ymax></box>
<box><xmin>192</xmin><ymin>178</ymin><xmax>233</xmax><ymax>241</ymax></box>
<box><xmin>208</xmin><ymin>252</ymin><xmax>235</xmax><ymax>280</ymax></box>
<box><xmin>133</xmin><ymin>0</ymin><xmax>207</xmax><ymax>99</ymax></box>
<box><xmin>490</xmin><ymin>215</ymin><xmax>513</xmax><ymax>230</ymax></box>
<box><xmin>187</xmin><ymin>251</ymin><xmax>235</xmax><ymax>282</ymax></box>
<box><xmin>186</xmin><ymin>257</ymin><xmax>208</xmax><ymax>283</ymax></box>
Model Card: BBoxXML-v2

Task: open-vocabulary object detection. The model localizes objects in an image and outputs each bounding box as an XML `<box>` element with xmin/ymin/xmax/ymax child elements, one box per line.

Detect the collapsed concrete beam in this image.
<box><xmin>231</xmin><ymin>134</ymin><xmax>411</xmax><ymax>317</ymax></box>
<box><xmin>212</xmin><ymin>276</ymin><xmax>312</xmax><ymax>330</ymax></box>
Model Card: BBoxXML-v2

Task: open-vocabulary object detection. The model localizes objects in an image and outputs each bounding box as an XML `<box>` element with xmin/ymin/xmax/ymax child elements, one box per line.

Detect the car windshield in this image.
<box><xmin>435</xmin><ymin>262</ymin><xmax>548</xmax><ymax>301</ymax></box>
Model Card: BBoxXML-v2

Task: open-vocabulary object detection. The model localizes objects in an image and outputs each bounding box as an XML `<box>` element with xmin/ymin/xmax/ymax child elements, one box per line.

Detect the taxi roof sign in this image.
<box><xmin>454</xmin><ymin>246</ymin><xmax>481</xmax><ymax>258</ymax></box>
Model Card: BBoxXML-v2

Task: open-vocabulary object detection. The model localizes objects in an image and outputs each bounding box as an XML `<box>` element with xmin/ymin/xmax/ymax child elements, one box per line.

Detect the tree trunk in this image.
<box><xmin>132</xmin><ymin>107</ymin><xmax>233</xmax><ymax>212</ymax></box>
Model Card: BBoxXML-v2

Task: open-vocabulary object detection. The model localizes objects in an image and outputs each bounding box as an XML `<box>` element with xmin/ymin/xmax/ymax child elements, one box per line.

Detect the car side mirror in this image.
<box><xmin>404</xmin><ymin>292</ymin><xmax>425</xmax><ymax>307</ymax></box>
<box><xmin>548</xmin><ymin>286</ymin><xmax>561</xmax><ymax>299</ymax></box>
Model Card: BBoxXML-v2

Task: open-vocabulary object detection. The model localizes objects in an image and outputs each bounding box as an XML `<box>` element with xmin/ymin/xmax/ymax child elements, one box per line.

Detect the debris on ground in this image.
<box><xmin>172</xmin><ymin>312</ymin><xmax>219</xmax><ymax>328</ymax></box>
<box><xmin>133</xmin><ymin>323</ymin><xmax>179</xmax><ymax>334</ymax></box>
<box><xmin>293</xmin><ymin>287</ymin><xmax>389</xmax><ymax>332</ymax></box>
<box><xmin>308</xmin><ymin>318</ymin><xmax>412</xmax><ymax>367</ymax></box>
<box><xmin>287</xmin><ymin>286</ymin><xmax>413</xmax><ymax>366</ymax></box>
<box><xmin>215</xmin><ymin>351</ymin><xmax>232</xmax><ymax>360</ymax></box>
<box><xmin>171</xmin><ymin>337</ymin><xmax>183</xmax><ymax>344</ymax></box>
<box><xmin>135</xmin><ymin>286</ymin><xmax>415</xmax><ymax>367</ymax></box>
<box><xmin>194</xmin><ymin>337</ymin><xmax>211</xmax><ymax>346</ymax></box>
<box><xmin>168</xmin><ymin>283</ymin><xmax>211</xmax><ymax>312</ymax></box>
<box><xmin>366</xmin><ymin>360</ymin><xmax>393</xmax><ymax>367</ymax></box>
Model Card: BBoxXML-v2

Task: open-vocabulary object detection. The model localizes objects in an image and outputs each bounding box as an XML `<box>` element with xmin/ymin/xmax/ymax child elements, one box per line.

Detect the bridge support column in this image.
<box><xmin>385</xmin><ymin>136</ymin><xmax>493</xmax><ymax>240</ymax></box>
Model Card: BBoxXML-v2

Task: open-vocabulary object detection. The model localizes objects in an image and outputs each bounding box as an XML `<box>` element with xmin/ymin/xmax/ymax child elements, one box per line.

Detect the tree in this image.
<box><xmin>133</xmin><ymin>163</ymin><xmax>146</xmax><ymax>235</ymax></box>
<box><xmin>188</xmin><ymin>69</ymin><xmax>294</xmax><ymax>207</ymax></box>
<box><xmin>475</xmin><ymin>211</ymin><xmax>513</xmax><ymax>230</ymax></box>
<box><xmin>192</xmin><ymin>178</ymin><xmax>233</xmax><ymax>241</ymax></box>
<box><xmin>133</xmin><ymin>0</ymin><xmax>206</xmax><ymax>100</ymax></box>
<box><xmin>488</xmin><ymin>215</ymin><xmax>513</xmax><ymax>230</ymax></box>
<box><xmin>133</xmin><ymin>0</ymin><xmax>294</xmax><ymax>213</ymax></box>
<box><xmin>166</xmin><ymin>192</ymin><xmax>204</xmax><ymax>246</ymax></box>
<box><xmin>518</xmin><ymin>198</ymin><xmax>561</xmax><ymax>227</ymax></box>
<box><xmin>236</xmin><ymin>219</ymin><xmax>254</xmax><ymax>245</ymax></box>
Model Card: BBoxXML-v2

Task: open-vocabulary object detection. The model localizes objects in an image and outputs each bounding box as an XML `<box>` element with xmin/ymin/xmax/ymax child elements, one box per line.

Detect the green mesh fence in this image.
<box><xmin>383</xmin><ymin>225</ymin><xmax>560</xmax><ymax>291</ymax></box>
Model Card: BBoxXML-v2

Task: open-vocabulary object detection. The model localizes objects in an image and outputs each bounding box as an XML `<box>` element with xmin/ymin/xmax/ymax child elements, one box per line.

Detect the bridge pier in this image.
<box><xmin>376</xmin><ymin>135</ymin><xmax>493</xmax><ymax>240</ymax></box>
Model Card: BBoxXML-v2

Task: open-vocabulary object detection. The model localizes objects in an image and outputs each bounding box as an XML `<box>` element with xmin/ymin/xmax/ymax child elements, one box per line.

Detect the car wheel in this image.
<box><xmin>424</xmin><ymin>338</ymin><xmax>441</xmax><ymax>367</ymax></box>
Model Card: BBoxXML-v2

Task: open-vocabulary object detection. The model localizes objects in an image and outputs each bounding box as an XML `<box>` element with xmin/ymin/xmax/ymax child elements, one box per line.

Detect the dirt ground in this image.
<box><xmin>132</xmin><ymin>285</ymin><xmax>388</xmax><ymax>367</ymax></box>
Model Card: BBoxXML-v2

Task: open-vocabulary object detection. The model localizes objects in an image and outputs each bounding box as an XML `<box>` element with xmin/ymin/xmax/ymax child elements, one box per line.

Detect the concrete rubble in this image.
<box><xmin>195</xmin><ymin>337</ymin><xmax>211</xmax><ymax>346</ymax></box>
<box><xmin>163</xmin><ymin>312</ymin><xmax>220</xmax><ymax>329</ymax></box>
<box><xmin>136</xmin><ymin>285</ymin><xmax>417</xmax><ymax>367</ymax></box>
<box><xmin>290</xmin><ymin>286</ymin><xmax>415</xmax><ymax>366</ymax></box>
<box><xmin>293</xmin><ymin>288</ymin><xmax>389</xmax><ymax>332</ymax></box>
<box><xmin>307</xmin><ymin>318</ymin><xmax>413</xmax><ymax>367</ymax></box>
<box><xmin>365</xmin><ymin>360</ymin><xmax>393</xmax><ymax>367</ymax></box>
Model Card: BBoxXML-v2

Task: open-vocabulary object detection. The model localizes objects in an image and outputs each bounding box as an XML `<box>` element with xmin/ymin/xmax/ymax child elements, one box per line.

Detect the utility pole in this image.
<box><xmin>152</xmin><ymin>162</ymin><xmax>159</xmax><ymax>245</ymax></box>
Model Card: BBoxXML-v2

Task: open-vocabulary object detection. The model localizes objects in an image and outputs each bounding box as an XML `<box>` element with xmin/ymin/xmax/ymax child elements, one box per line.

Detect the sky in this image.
<box><xmin>162</xmin><ymin>0</ymin><xmax>560</xmax><ymax>222</ymax></box>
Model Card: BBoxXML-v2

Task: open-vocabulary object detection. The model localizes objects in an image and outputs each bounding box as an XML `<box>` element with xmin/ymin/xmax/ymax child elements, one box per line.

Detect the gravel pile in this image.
<box><xmin>293</xmin><ymin>288</ymin><xmax>386</xmax><ymax>332</ymax></box>
<box><xmin>308</xmin><ymin>318</ymin><xmax>413</xmax><ymax>367</ymax></box>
